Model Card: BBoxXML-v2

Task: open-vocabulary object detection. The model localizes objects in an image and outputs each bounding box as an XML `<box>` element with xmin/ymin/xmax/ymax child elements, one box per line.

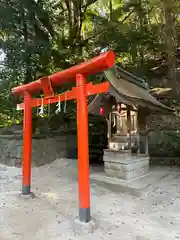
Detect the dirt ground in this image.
<box><xmin>0</xmin><ymin>158</ymin><xmax>180</xmax><ymax>240</ymax></box>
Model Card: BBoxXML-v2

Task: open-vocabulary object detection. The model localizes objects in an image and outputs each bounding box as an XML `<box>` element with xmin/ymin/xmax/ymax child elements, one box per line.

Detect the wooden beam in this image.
<box><xmin>12</xmin><ymin>51</ymin><xmax>115</xmax><ymax>96</ymax></box>
<box><xmin>17</xmin><ymin>81</ymin><xmax>110</xmax><ymax>111</ymax></box>
<box><xmin>108</xmin><ymin>112</ymin><xmax>112</xmax><ymax>144</ymax></box>
<box><xmin>137</xmin><ymin>109</ymin><xmax>148</xmax><ymax>155</ymax></box>
<box><xmin>127</xmin><ymin>107</ymin><xmax>131</xmax><ymax>149</ymax></box>
<box><xmin>40</xmin><ymin>77</ymin><xmax>54</xmax><ymax>98</ymax></box>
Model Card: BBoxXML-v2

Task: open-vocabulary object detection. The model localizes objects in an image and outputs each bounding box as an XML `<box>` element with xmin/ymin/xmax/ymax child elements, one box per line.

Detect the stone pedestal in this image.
<box><xmin>103</xmin><ymin>149</ymin><xmax>149</xmax><ymax>180</ymax></box>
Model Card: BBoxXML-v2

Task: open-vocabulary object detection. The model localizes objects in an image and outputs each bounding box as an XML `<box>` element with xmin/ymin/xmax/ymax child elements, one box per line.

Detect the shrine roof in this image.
<box><xmin>88</xmin><ymin>65</ymin><xmax>174</xmax><ymax>114</ymax></box>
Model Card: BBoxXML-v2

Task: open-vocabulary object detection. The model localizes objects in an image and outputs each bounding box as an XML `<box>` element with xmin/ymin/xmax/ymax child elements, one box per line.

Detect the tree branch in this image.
<box><xmin>120</xmin><ymin>10</ymin><xmax>134</xmax><ymax>24</ymax></box>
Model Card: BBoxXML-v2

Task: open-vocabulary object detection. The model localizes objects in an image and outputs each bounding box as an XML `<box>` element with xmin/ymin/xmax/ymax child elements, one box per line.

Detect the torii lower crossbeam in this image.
<box><xmin>17</xmin><ymin>82</ymin><xmax>109</xmax><ymax>110</ymax></box>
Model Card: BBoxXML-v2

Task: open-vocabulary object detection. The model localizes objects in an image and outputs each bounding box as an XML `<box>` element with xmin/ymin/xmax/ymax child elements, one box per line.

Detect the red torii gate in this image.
<box><xmin>12</xmin><ymin>50</ymin><xmax>115</xmax><ymax>223</ymax></box>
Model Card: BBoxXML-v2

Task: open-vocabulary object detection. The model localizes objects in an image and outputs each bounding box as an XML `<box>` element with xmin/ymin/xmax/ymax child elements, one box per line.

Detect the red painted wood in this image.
<box><xmin>12</xmin><ymin>51</ymin><xmax>115</xmax><ymax>96</ymax></box>
<box><xmin>22</xmin><ymin>91</ymin><xmax>32</xmax><ymax>191</ymax></box>
<box><xmin>76</xmin><ymin>74</ymin><xmax>90</xmax><ymax>210</ymax></box>
<box><xmin>17</xmin><ymin>81</ymin><xmax>110</xmax><ymax>110</ymax></box>
<box><xmin>40</xmin><ymin>77</ymin><xmax>54</xmax><ymax>98</ymax></box>
<box><xmin>12</xmin><ymin>50</ymin><xmax>115</xmax><ymax>221</ymax></box>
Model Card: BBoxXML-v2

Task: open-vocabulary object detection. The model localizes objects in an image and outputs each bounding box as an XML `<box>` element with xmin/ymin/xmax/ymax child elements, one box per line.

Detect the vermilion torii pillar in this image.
<box><xmin>12</xmin><ymin>50</ymin><xmax>115</xmax><ymax>223</ymax></box>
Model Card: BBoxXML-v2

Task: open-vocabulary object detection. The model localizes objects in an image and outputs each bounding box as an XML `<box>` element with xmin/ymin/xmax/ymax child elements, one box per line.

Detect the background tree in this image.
<box><xmin>163</xmin><ymin>0</ymin><xmax>177</xmax><ymax>99</ymax></box>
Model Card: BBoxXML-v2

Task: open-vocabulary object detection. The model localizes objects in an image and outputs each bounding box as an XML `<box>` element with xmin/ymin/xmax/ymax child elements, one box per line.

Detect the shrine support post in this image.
<box><xmin>76</xmin><ymin>74</ymin><xmax>91</xmax><ymax>222</ymax></box>
<box><xmin>22</xmin><ymin>91</ymin><xmax>32</xmax><ymax>195</ymax></box>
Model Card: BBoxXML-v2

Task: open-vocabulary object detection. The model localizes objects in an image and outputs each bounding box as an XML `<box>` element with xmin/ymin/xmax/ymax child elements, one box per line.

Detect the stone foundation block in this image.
<box><xmin>72</xmin><ymin>218</ymin><xmax>96</xmax><ymax>236</ymax></box>
<box><xmin>103</xmin><ymin>149</ymin><xmax>149</xmax><ymax>181</ymax></box>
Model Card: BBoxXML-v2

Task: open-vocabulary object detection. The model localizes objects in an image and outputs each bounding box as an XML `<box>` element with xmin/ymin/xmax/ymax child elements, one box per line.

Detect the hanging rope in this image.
<box><xmin>64</xmin><ymin>92</ymin><xmax>67</xmax><ymax>113</ymax></box>
<box><xmin>36</xmin><ymin>103</ymin><xmax>39</xmax><ymax>116</ymax></box>
<box><xmin>39</xmin><ymin>98</ymin><xmax>44</xmax><ymax>116</ymax></box>
<box><xmin>48</xmin><ymin>99</ymin><xmax>51</xmax><ymax>116</ymax></box>
<box><xmin>55</xmin><ymin>95</ymin><xmax>61</xmax><ymax>114</ymax></box>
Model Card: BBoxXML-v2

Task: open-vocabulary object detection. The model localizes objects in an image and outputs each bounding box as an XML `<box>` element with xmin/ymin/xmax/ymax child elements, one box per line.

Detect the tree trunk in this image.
<box><xmin>163</xmin><ymin>0</ymin><xmax>177</xmax><ymax>100</ymax></box>
<box><xmin>109</xmin><ymin>0</ymin><xmax>113</xmax><ymax>21</ymax></box>
<box><xmin>20</xmin><ymin>0</ymin><xmax>32</xmax><ymax>84</ymax></box>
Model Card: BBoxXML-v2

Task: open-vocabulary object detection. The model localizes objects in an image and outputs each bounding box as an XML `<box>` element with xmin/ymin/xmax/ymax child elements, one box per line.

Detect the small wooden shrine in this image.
<box><xmin>88</xmin><ymin>65</ymin><xmax>173</xmax><ymax>180</ymax></box>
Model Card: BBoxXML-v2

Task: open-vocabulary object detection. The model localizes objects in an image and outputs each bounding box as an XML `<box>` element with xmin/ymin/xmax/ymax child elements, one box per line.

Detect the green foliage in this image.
<box><xmin>149</xmin><ymin>129</ymin><xmax>180</xmax><ymax>157</ymax></box>
<box><xmin>148</xmin><ymin>115</ymin><xmax>180</xmax><ymax>158</ymax></box>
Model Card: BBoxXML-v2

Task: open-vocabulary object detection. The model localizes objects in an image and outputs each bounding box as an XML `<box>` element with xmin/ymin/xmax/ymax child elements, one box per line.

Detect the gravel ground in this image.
<box><xmin>0</xmin><ymin>158</ymin><xmax>180</xmax><ymax>240</ymax></box>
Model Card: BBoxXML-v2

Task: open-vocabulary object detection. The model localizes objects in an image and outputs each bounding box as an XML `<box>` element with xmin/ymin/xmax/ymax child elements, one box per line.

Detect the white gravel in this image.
<box><xmin>0</xmin><ymin>159</ymin><xmax>180</xmax><ymax>240</ymax></box>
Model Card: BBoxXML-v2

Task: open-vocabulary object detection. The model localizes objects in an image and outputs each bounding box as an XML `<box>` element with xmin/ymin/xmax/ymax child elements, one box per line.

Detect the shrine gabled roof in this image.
<box><xmin>88</xmin><ymin>65</ymin><xmax>174</xmax><ymax>114</ymax></box>
<box><xmin>115</xmin><ymin>64</ymin><xmax>149</xmax><ymax>90</ymax></box>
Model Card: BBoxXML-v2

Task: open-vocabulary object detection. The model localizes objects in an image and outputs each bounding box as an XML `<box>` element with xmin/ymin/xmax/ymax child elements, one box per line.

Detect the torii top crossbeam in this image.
<box><xmin>12</xmin><ymin>50</ymin><xmax>115</xmax><ymax>96</ymax></box>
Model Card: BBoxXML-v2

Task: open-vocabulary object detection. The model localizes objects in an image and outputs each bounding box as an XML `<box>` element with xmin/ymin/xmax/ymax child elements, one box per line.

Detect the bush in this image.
<box><xmin>149</xmin><ymin>128</ymin><xmax>180</xmax><ymax>157</ymax></box>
